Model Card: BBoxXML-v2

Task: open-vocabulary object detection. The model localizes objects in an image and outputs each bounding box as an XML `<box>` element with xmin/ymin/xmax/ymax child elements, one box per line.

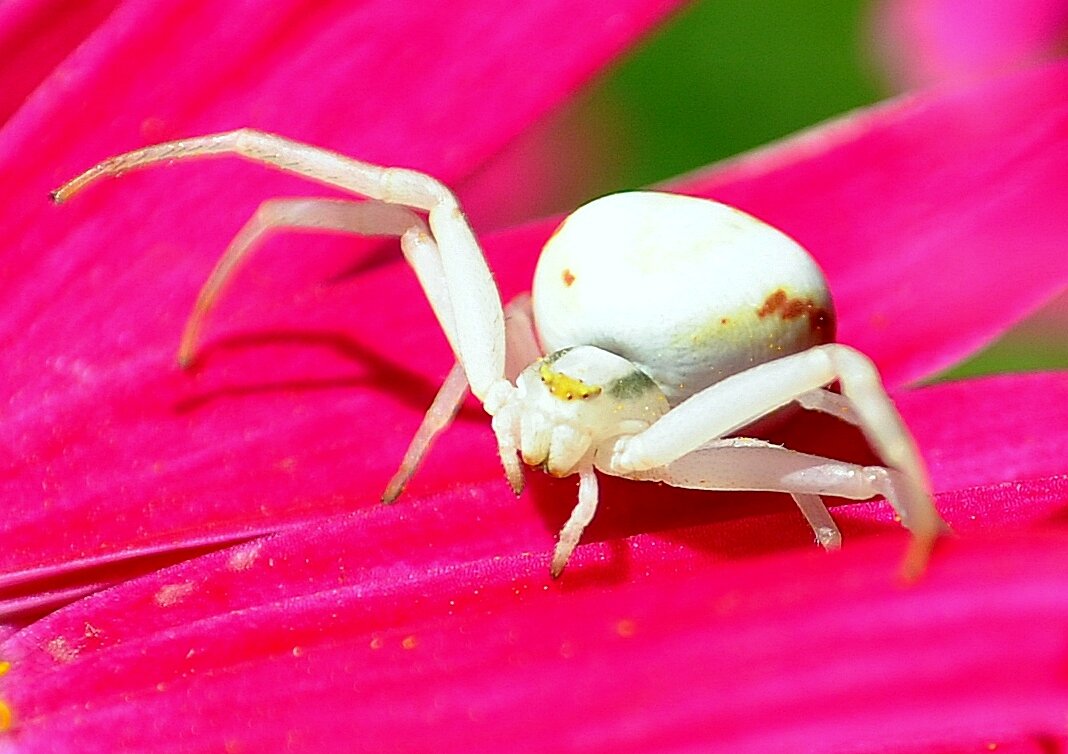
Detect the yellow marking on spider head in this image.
<box><xmin>0</xmin><ymin>699</ymin><xmax>11</xmax><ymax>732</ymax></box>
<box><xmin>538</xmin><ymin>362</ymin><xmax>602</xmax><ymax>401</ymax></box>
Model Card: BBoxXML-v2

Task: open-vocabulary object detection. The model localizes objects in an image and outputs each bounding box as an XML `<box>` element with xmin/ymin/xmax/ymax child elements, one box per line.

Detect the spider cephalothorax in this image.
<box><xmin>503</xmin><ymin>346</ymin><xmax>669</xmax><ymax>477</ymax></box>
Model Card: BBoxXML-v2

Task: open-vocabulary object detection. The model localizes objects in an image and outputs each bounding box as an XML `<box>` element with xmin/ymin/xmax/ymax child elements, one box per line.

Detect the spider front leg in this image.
<box><xmin>382</xmin><ymin>294</ymin><xmax>542</xmax><ymax>503</ymax></box>
<box><xmin>790</xmin><ymin>493</ymin><xmax>842</xmax><ymax>550</ymax></box>
<box><xmin>612</xmin><ymin>344</ymin><xmax>947</xmax><ymax>577</ymax></box>
<box><xmin>557</xmin><ymin>441</ymin><xmax>920</xmax><ymax>578</ymax></box>
<box><xmin>552</xmin><ymin>468</ymin><xmax>599</xmax><ymax>578</ymax></box>
<box><xmin>629</xmin><ymin>438</ymin><xmax>928</xmax><ymax>554</ymax></box>
<box><xmin>53</xmin><ymin>129</ymin><xmax>509</xmax><ymax>402</ymax></box>
<box><xmin>794</xmin><ymin>387</ymin><xmax>860</xmax><ymax>427</ymax></box>
<box><xmin>56</xmin><ymin>130</ymin><xmax>533</xmax><ymax>511</ymax></box>
<box><xmin>177</xmin><ymin>197</ymin><xmax>430</xmax><ymax>367</ymax></box>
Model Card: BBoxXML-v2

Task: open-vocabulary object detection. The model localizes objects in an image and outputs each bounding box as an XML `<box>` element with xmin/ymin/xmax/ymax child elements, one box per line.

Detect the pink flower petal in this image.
<box><xmin>872</xmin><ymin>0</ymin><xmax>1068</xmax><ymax>88</ymax></box>
<box><xmin>6</xmin><ymin>11</ymin><xmax>1066</xmax><ymax>751</ymax></box>
<box><xmin>0</xmin><ymin>0</ymin><xmax>117</xmax><ymax>126</ymax></box>
<box><xmin>2</xmin><ymin>365</ymin><xmax>1065</xmax><ymax>620</ymax></box>
<box><xmin>3</xmin><ymin>487</ymin><xmax>1068</xmax><ymax>752</ymax></box>
<box><xmin>4</xmin><ymin>61</ymin><xmax>1067</xmax><ymax>595</ymax></box>
<box><xmin>903</xmin><ymin>372</ymin><xmax>1068</xmax><ymax>497</ymax></box>
<box><xmin>0</xmin><ymin>0</ymin><xmax>680</xmax><ymax>587</ymax></box>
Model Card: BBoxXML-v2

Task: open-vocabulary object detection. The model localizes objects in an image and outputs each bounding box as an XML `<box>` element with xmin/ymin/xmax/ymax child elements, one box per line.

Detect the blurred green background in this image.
<box><xmin>581</xmin><ymin>0</ymin><xmax>884</xmax><ymax>190</ymax></box>
<box><xmin>534</xmin><ymin>0</ymin><xmax>1067</xmax><ymax>381</ymax></box>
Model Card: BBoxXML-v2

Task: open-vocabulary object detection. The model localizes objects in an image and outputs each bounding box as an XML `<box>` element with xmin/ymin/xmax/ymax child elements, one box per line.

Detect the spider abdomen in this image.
<box><xmin>532</xmin><ymin>191</ymin><xmax>835</xmax><ymax>405</ymax></box>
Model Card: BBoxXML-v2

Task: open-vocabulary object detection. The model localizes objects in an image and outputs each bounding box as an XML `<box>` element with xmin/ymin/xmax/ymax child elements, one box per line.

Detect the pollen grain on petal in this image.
<box><xmin>155</xmin><ymin>581</ymin><xmax>196</xmax><ymax>607</ymax></box>
<box><xmin>227</xmin><ymin>542</ymin><xmax>263</xmax><ymax>572</ymax></box>
<box><xmin>45</xmin><ymin>637</ymin><xmax>78</xmax><ymax>664</ymax></box>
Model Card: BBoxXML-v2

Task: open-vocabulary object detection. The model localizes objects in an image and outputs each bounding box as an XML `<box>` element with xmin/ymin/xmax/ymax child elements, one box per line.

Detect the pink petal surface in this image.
<box><xmin>0</xmin><ymin>0</ymin><xmax>679</xmax><ymax>581</ymax></box>
<box><xmin>2</xmin><ymin>473</ymin><xmax>1067</xmax><ymax>752</ymax></box>
<box><xmin>0</xmin><ymin>0</ymin><xmax>117</xmax><ymax>126</ymax></box>
<box><xmin>3</xmin><ymin>60</ymin><xmax>1068</xmax><ymax>601</ymax></box>
<box><xmin>873</xmin><ymin>0</ymin><xmax>1068</xmax><ymax>88</ymax></box>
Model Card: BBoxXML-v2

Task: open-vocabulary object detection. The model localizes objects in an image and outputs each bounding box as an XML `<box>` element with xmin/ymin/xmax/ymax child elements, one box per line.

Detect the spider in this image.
<box><xmin>53</xmin><ymin>129</ymin><xmax>947</xmax><ymax>579</ymax></box>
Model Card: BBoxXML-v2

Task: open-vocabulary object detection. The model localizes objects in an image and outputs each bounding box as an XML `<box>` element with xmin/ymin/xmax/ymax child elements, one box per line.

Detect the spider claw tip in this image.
<box><xmin>897</xmin><ymin>533</ymin><xmax>939</xmax><ymax>585</ymax></box>
<box><xmin>176</xmin><ymin>347</ymin><xmax>200</xmax><ymax>370</ymax></box>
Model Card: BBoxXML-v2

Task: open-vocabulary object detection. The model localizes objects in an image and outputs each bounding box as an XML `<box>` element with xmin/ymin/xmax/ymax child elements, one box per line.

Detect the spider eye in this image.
<box><xmin>537</xmin><ymin>362</ymin><xmax>602</xmax><ymax>401</ymax></box>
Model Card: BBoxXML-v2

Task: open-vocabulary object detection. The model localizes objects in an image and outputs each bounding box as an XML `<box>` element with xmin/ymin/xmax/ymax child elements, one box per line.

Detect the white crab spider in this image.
<box><xmin>54</xmin><ymin>129</ymin><xmax>947</xmax><ymax>579</ymax></box>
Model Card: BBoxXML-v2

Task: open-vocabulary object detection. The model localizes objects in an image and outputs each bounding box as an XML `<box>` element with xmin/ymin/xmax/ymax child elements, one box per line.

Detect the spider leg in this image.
<box><xmin>53</xmin><ymin>129</ymin><xmax>453</xmax><ymax>210</ymax></box>
<box><xmin>791</xmin><ymin>493</ymin><xmax>842</xmax><ymax>550</ymax></box>
<box><xmin>178</xmin><ymin>197</ymin><xmax>428</xmax><ymax>367</ymax></box>
<box><xmin>757</xmin><ymin>388</ymin><xmax>913</xmax><ymax>549</ymax></box>
<box><xmin>615</xmin><ymin>345</ymin><xmax>929</xmax><ymax>489</ymax></box>
<box><xmin>795</xmin><ymin>387</ymin><xmax>859</xmax><ymax>426</ymax></box>
<box><xmin>382</xmin><ymin>361</ymin><xmax>469</xmax><ymax>504</ymax></box>
<box><xmin>625</xmin><ymin>438</ymin><xmax>937</xmax><ymax>563</ymax></box>
<box><xmin>382</xmin><ymin>294</ymin><xmax>541</xmax><ymax>503</ymax></box>
<box><xmin>552</xmin><ymin>467</ymin><xmax>599</xmax><ymax>578</ymax></box>
<box><xmin>612</xmin><ymin>344</ymin><xmax>946</xmax><ymax>577</ymax></box>
<box><xmin>53</xmin><ymin>129</ymin><xmax>507</xmax><ymax>401</ymax></box>
<box><xmin>502</xmin><ymin>293</ymin><xmax>541</xmax><ymax>382</ymax></box>
<box><xmin>495</xmin><ymin>294</ymin><xmax>543</xmax><ymax>493</ymax></box>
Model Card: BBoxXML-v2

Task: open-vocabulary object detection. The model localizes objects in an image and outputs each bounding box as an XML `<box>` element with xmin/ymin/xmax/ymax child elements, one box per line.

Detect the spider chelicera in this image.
<box><xmin>54</xmin><ymin>129</ymin><xmax>947</xmax><ymax>578</ymax></box>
